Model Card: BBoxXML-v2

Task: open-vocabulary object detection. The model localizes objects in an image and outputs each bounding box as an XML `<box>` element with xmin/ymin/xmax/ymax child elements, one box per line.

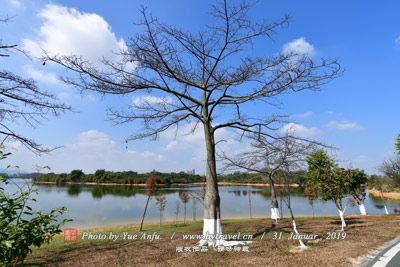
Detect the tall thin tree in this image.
<box><xmin>155</xmin><ymin>194</ymin><xmax>166</xmax><ymax>227</ymax></box>
<box><xmin>45</xmin><ymin>0</ymin><xmax>340</xmax><ymax>246</ymax></box>
<box><xmin>139</xmin><ymin>173</ymin><xmax>157</xmax><ymax>231</ymax></box>
<box><xmin>179</xmin><ymin>191</ymin><xmax>190</xmax><ymax>225</ymax></box>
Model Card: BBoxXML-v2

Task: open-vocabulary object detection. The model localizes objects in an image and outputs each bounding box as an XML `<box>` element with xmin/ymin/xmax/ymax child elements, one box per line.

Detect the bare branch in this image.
<box><xmin>1</xmin><ymin>21</ymin><xmax>71</xmax><ymax>152</ymax></box>
<box><xmin>43</xmin><ymin>0</ymin><xmax>340</xmax><ymax>146</ymax></box>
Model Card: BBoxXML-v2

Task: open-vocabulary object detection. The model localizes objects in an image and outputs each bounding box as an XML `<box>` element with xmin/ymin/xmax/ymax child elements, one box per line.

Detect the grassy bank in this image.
<box><xmin>368</xmin><ymin>188</ymin><xmax>400</xmax><ymax>200</ymax></box>
<box><xmin>25</xmin><ymin>215</ymin><xmax>400</xmax><ymax>267</ymax></box>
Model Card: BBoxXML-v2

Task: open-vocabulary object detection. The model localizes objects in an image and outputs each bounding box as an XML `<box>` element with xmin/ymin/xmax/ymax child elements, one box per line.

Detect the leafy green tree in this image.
<box><xmin>304</xmin><ymin>185</ymin><xmax>316</xmax><ymax>217</ymax></box>
<box><xmin>69</xmin><ymin>170</ymin><xmax>84</xmax><ymax>183</ymax></box>
<box><xmin>346</xmin><ymin>168</ymin><xmax>368</xmax><ymax>215</ymax></box>
<box><xmin>396</xmin><ymin>134</ymin><xmax>400</xmax><ymax>154</ymax></box>
<box><xmin>56</xmin><ymin>173</ymin><xmax>67</xmax><ymax>185</ymax></box>
<box><xmin>307</xmin><ymin>150</ymin><xmax>348</xmax><ymax>231</ymax></box>
<box><xmin>94</xmin><ymin>169</ymin><xmax>106</xmax><ymax>182</ymax></box>
<box><xmin>0</xmin><ymin>149</ymin><xmax>69</xmax><ymax>266</ymax></box>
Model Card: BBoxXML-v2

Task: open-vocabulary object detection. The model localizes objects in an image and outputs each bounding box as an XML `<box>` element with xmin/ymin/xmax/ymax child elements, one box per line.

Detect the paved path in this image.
<box><xmin>363</xmin><ymin>237</ymin><xmax>400</xmax><ymax>267</ymax></box>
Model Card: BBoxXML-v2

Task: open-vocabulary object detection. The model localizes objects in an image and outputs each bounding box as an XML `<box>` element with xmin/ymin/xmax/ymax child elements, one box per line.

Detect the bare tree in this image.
<box><xmin>192</xmin><ymin>197</ymin><xmax>197</xmax><ymax>221</ymax></box>
<box><xmin>174</xmin><ymin>200</ymin><xmax>181</xmax><ymax>225</ymax></box>
<box><xmin>247</xmin><ymin>188</ymin><xmax>252</xmax><ymax>219</ymax></box>
<box><xmin>44</xmin><ymin>0</ymin><xmax>340</xmax><ymax>246</ymax></box>
<box><xmin>380</xmin><ymin>157</ymin><xmax>400</xmax><ymax>188</ymax></box>
<box><xmin>371</xmin><ymin>176</ymin><xmax>389</xmax><ymax>215</ymax></box>
<box><xmin>139</xmin><ymin>173</ymin><xmax>157</xmax><ymax>231</ymax></box>
<box><xmin>155</xmin><ymin>194</ymin><xmax>166</xmax><ymax>227</ymax></box>
<box><xmin>0</xmin><ymin>18</ymin><xmax>70</xmax><ymax>152</ymax></box>
<box><xmin>222</xmin><ymin>134</ymin><xmax>316</xmax><ymax>248</ymax></box>
<box><xmin>179</xmin><ymin>191</ymin><xmax>190</xmax><ymax>225</ymax></box>
<box><xmin>222</xmin><ymin>134</ymin><xmax>317</xmax><ymax>222</ymax></box>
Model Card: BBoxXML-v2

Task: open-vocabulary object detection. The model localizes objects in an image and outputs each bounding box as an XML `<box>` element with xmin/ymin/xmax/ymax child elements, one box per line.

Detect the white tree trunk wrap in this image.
<box><xmin>198</xmin><ymin>219</ymin><xmax>249</xmax><ymax>247</ymax></box>
<box><xmin>292</xmin><ymin>220</ymin><xmax>307</xmax><ymax>249</ymax></box>
<box><xmin>358</xmin><ymin>203</ymin><xmax>367</xmax><ymax>215</ymax></box>
<box><xmin>271</xmin><ymin>207</ymin><xmax>281</xmax><ymax>221</ymax></box>
<box><xmin>384</xmin><ymin>205</ymin><xmax>389</xmax><ymax>215</ymax></box>
<box><xmin>338</xmin><ymin>209</ymin><xmax>346</xmax><ymax>231</ymax></box>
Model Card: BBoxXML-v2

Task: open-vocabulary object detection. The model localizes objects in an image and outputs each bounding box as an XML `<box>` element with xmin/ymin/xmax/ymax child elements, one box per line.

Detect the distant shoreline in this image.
<box><xmin>32</xmin><ymin>181</ymin><xmax>301</xmax><ymax>187</ymax></box>
<box><xmin>368</xmin><ymin>188</ymin><xmax>400</xmax><ymax>200</ymax></box>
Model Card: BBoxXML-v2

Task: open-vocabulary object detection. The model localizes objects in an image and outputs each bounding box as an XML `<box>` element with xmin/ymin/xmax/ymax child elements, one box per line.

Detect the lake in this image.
<box><xmin>3</xmin><ymin>179</ymin><xmax>400</xmax><ymax>228</ymax></box>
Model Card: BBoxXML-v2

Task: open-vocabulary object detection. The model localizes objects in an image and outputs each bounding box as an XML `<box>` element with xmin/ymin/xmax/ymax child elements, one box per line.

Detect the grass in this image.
<box><xmin>24</xmin><ymin>215</ymin><xmax>400</xmax><ymax>267</ymax></box>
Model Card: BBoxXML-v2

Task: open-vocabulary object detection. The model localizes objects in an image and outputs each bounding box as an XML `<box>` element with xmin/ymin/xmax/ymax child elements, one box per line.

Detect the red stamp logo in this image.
<box><xmin>64</xmin><ymin>228</ymin><xmax>78</xmax><ymax>242</ymax></box>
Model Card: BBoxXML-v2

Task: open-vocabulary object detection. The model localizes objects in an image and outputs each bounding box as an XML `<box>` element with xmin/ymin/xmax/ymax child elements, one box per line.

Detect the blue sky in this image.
<box><xmin>1</xmin><ymin>0</ymin><xmax>399</xmax><ymax>174</ymax></box>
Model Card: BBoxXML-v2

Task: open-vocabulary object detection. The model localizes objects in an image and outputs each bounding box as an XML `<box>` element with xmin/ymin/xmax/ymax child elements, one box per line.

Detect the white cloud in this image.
<box><xmin>25</xmin><ymin>65</ymin><xmax>61</xmax><ymax>85</ymax></box>
<box><xmin>57</xmin><ymin>91</ymin><xmax>97</xmax><ymax>104</ymax></box>
<box><xmin>283</xmin><ymin>37</ymin><xmax>315</xmax><ymax>56</ymax></box>
<box><xmin>22</xmin><ymin>4</ymin><xmax>127</xmax><ymax>64</ymax></box>
<box><xmin>281</xmin><ymin>122</ymin><xmax>320</xmax><ymax>137</ymax></box>
<box><xmin>4</xmin><ymin>130</ymin><xmax>166</xmax><ymax>173</ymax></box>
<box><xmin>328</xmin><ymin>120</ymin><xmax>363</xmax><ymax>131</ymax></box>
<box><xmin>325</xmin><ymin>110</ymin><xmax>343</xmax><ymax>116</ymax></box>
<box><xmin>5</xmin><ymin>140</ymin><xmax>22</xmax><ymax>151</ymax></box>
<box><xmin>295</xmin><ymin>111</ymin><xmax>313</xmax><ymax>118</ymax></box>
<box><xmin>5</xmin><ymin>124</ymin><xmax>247</xmax><ymax>174</ymax></box>
<box><xmin>162</xmin><ymin>123</ymin><xmax>204</xmax><ymax>152</ymax></box>
<box><xmin>132</xmin><ymin>95</ymin><xmax>174</xmax><ymax>107</ymax></box>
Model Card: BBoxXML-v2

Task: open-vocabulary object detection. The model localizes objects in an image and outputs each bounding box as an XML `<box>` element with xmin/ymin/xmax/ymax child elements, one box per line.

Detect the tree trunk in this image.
<box><xmin>269</xmin><ymin>175</ymin><xmax>280</xmax><ymax>221</ymax></box>
<box><xmin>193</xmin><ymin>198</ymin><xmax>196</xmax><ymax>221</ymax></box>
<box><xmin>139</xmin><ymin>195</ymin><xmax>151</xmax><ymax>231</ymax></box>
<box><xmin>353</xmin><ymin>194</ymin><xmax>367</xmax><ymax>215</ymax></box>
<box><xmin>358</xmin><ymin>203</ymin><xmax>367</xmax><ymax>215</ymax></box>
<box><xmin>12</xmin><ymin>256</ymin><xmax>19</xmax><ymax>267</ymax></box>
<box><xmin>184</xmin><ymin>202</ymin><xmax>187</xmax><ymax>224</ymax></box>
<box><xmin>338</xmin><ymin>209</ymin><xmax>346</xmax><ymax>231</ymax></box>
<box><xmin>335</xmin><ymin>200</ymin><xmax>346</xmax><ymax>231</ymax></box>
<box><xmin>384</xmin><ymin>205</ymin><xmax>389</xmax><ymax>215</ymax></box>
<box><xmin>380</xmin><ymin>190</ymin><xmax>389</xmax><ymax>215</ymax></box>
<box><xmin>159</xmin><ymin>210</ymin><xmax>162</xmax><ymax>227</ymax></box>
<box><xmin>199</xmin><ymin>122</ymin><xmax>222</xmax><ymax>246</ymax></box>
<box><xmin>175</xmin><ymin>203</ymin><xmax>179</xmax><ymax>225</ymax></box>
<box><xmin>285</xmin><ymin>185</ymin><xmax>306</xmax><ymax>249</ymax></box>
<box><xmin>198</xmin><ymin>122</ymin><xmax>247</xmax><ymax>247</ymax></box>
<box><xmin>312</xmin><ymin>204</ymin><xmax>315</xmax><ymax>218</ymax></box>
<box><xmin>248</xmin><ymin>189</ymin><xmax>252</xmax><ymax>219</ymax></box>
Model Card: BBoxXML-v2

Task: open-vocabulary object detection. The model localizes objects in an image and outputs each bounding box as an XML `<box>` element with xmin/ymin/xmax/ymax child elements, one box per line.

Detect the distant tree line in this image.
<box><xmin>34</xmin><ymin>170</ymin><xmax>205</xmax><ymax>185</ymax></box>
<box><xmin>33</xmin><ymin>169</ymin><xmax>311</xmax><ymax>186</ymax></box>
<box><xmin>220</xmin><ymin>170</ymin><xmax>308</xmax><ymax>186</ymax></box>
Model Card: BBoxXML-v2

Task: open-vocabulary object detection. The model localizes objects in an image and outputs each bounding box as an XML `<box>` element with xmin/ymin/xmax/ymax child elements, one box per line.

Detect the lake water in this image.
<box><xmin>3</xmin><ymin>179</ymin><xmax>400</xmax><ymax>228</ymax></box>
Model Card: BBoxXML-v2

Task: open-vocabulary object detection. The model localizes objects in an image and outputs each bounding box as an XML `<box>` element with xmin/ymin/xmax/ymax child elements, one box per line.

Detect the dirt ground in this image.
<box><xmin>25</xmin><ymin>215</ymin><xmax>400</xmax><ymax>267</ymax></box>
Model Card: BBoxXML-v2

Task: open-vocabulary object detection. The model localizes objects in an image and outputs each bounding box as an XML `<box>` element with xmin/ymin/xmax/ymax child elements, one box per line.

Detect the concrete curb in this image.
<box><xmin>358</xmin><ymin>235</ymin><xmax>400</xmax><ymax>267</ymax></box>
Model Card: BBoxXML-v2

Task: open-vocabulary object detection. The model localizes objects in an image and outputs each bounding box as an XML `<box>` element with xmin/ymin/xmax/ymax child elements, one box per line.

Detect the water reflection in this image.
<box><xmin>3</xmin><ymin>179</ymin><xmax>400</xmax><ymax>228</ymax></box>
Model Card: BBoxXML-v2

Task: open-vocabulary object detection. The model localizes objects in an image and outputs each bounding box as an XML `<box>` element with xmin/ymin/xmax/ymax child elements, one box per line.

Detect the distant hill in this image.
<box><xmin>3</xmin><ymin>172</ymin><xmax>40</xmax><ymax>179</ymax></box>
